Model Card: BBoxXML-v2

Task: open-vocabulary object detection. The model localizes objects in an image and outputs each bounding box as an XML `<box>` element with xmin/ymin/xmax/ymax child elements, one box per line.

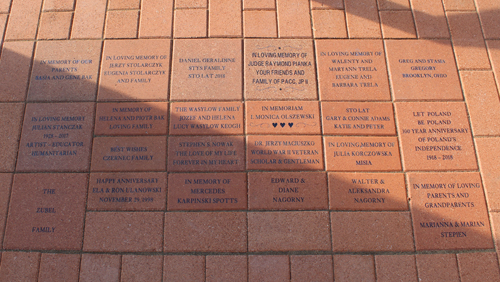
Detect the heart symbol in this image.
<box><xmin>272</xmin><ymin>123</ymin><xmax>277</xmax><ymax>128</ymax></box>
<box><xmin>288</xmin><ymin>123</ymin><xmax>293</xmax><ymax>128</ymax></box>
<box><xmin>280</xmin><ymin>123</ymin><xmax>285</xmax><ymax>128</ymax></box>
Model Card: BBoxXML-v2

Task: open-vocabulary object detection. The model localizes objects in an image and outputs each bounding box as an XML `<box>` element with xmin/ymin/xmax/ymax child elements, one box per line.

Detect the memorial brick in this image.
<box><xmin>247</xmin><ymin>135</ymin><xmax>324</xmax><ymax>170</ymax></box>
<box><xmin>324</xmin><ymin>136</ymin><xmax>402</xmax><ymax>171</ymax></box>
<box><xmin>91</xmin><ymin>136</ymin><xmax>167</xmax><ymax>172</ymax></box>
<box><xmin>316</xmin><ymin>40</ymin><xmax>390</xmax><ymax>101</ymax></box>
<box><xmin>168</xmin><ymin>136</ymin><xmax>245</xmax><ymax>172</ymax></box>
<box><xmin>395</xmin><ymin>102</ymin><xmax>477</xmax><ymax>171</ymax></box>
<box><xmin>170</xmin><ymin>102</ymin><xmax>244</xmax><ymax>135</ymax></box>
<box><xmin>329</xmin><ymin>172</ymin><xmax>408</xmax><ymax>211</ymax></box>
<box><xmin>245</xmin><ymin>39</ymin><xmax>317</xmax><ymax>100</ymax></box>
<box><xmin>3</xmin><ymin>173</ymin><xmax>87</xmax><ymax>250</ymax></box>
<box><xmin>246</xmin><ymin>101</ymin><xmax>321</xmax><ymax>135</ymax></box>
<box><xmin>408</xmin><ymin>172</ymin><xmax>493</xmax><ymax>250</ymax></box>
<box><xmin>167</xmin><ymin>172</ymin><xmax>247</xmax><ymax>210</ymax></box>
<box><xmin>28</xmin><ymin>41</ymin><xmax>101</xmax><ymax>101</ymax></box>
<box><xmin>248</xmin><ymin>171</ymin><xmax>328</xmax><ymax>210</ymax></box>
<box><xmin>170</xmin><ymin>39</ymin><xmax>242</xmax><ymax>100</ymax></box>
<box><xmin>88</xmin><ymin>172</ymin><xmax>167</xmax><ymax>211</ymax></box>
<box><xmin>16</xmin><ymin>103</ymin><xmax>94</xmax><ymax>172</ymax></box>
<box><xmin>95</xmin><ymin>102</ymin><xmax>168</xmax><ymax>135</ymax></box>
<box><xmin>321</xmin><ymin>102</ymin><xmax>396</xmax><ymax>135</ymax></box>
<box><xmin>98</xmin><ymin>39</ymin><xmax>171</xmax><ymax>101</ymax></box>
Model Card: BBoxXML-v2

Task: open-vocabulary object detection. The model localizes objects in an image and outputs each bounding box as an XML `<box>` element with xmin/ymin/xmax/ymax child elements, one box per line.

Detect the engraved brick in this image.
<box><xmin>248</xmin><ymin>172</ymin><xmax>328</xmax><ymax>210</ymax></box>
<box><xmin>312</xmin><ymin>10</ymin><xmax>347</xmax><ymax>38</ymax></box>
<box><xmin>37</xmin><ymin>12</ymin><xmax>72</xmax><ymax>40</ymax></box>
<box><xmin>164</xmin><ymin>212</ymin><xmax>247</xmax><ymax>252</ymax></box>
<box><xmin>209</xmin><ymin>0</ymin><xmax>242</xmax><ymax>37</ymax></box>
<box><xmin>247</xmin><ymin>135</ymin><xmax>324</xmax><ymax>171</ymax></box>
<box><xmin>248</xmin><ymin>255</ymin><xmax>289</xmax><ymax>282</ymax></box>
<box><xmin>173</xmin><ymin>9</ymin><xmax>207</xmax><ymax>38</ymax></box>
<box><xmin>79</xmin><ymin>254</ymin><xmax>120</xmax><ymax>282</ymax></box>
<box><xmin>380</xmin><ymin>11</ymin><xmax>416</xmax><ymax>38</ymax></box>
<box><xmin>334</xmin><ymin>255</ymin><xmax>375</xmax><ymax>282</ymax></box>
<box><xmin>28</xmin><ymin>41</ymin><xmax>102</xmax><ymax>101</ymax></box>
<box><xmin>395</xmin><ymin>102</ymin><xmax>477</xmax><ymax>171</ymax></box>
<box><xmin>83</xmin><ymin>212</ymin><xmax>163</xmax><ymax>252</ymax></box>
<box><xmin>91</xmin><ymin>136</ymin><xmax>167</xmax><ymax>172</ymax></box>
<box><xmin>4</xmin><ymin>0</ymin><xmax>42</xmax><ymax>40</ymax></box>
<box><xmin>121</xmin><ymin>255</ymin><xmax>163</xmax><ymax>282</ymax></box>
<box><xmin>290</xmin><ymin>255</ymin><xmax>333</xmax><ymax>282</ymax></box>
<box><xmin>0</xmin><ymin>103</ymin><xmax>24</xmax><ymax>171</ymax></box>
<box><xmin>460</xmin><ymin>71</ymin><xmax>500</xmax><ymax>136</ymax></box>
<box><xmin>170</xmin><ymin>102</ymin><xmax>243</xmax><ymax>135</ymax></box>
<box><xmin>245</xmin><ymin>39</ymin><xmax>317</xmax><ymax>100</ymax></box>
<box><xmin>104</xmin><ymin>10</ymin><xmax>139</xmax><ymax>39</ymax></box>
<box><xmin>476</xmin><ymin>0</ymin><xmax>500</xmax><ymax>39</ymax></box>
<box><xmin>43</xmin><ymin>0</ymin><xmax>74</xmax><ymax>11</ymax></box>
<box><xmin>171</xmin><ymin>39</ymin><xmax>242</xmax><ymax>100</ymax></box>
<box><xmin>316</xmin><ymin>40</ymin><xmax>390</xmax><ymax>101</ymax></box>
<box><xmin>248</xmin><ymin>211</ymin><xmax>331</xmax><ymax>252</ymax></box>
<box><xmin>95</xmin><ymin>102</ymin><xmax>168</xmax><ymax>135</ymax></box>
<box><xmin>168</xmin><ymin>172</ymin><xmax>246</xmax><ymax>210</ymax></box>
<box><xmin>0</xmin><ymin>174</ymin><xmax>12</xmax><ymax>244</ymax></box>
<box><xmin>415</xmin><ymin>254</ymin><xmax>459</xmax><ymax>281</ymax></box>
<box><xmin>206</xmin><ymin>255</ymin><xmax>247</xmax><ymax>282</ymax></box>
<box><xmin>324</xmin><ymin>136</ymin><xmax>401</xmax><ymax>171</ymax></box>
<box><xmin>88</xmin><ymin>172</ymin><xmax>167</xmax><ymax>211</ymax></box>
<box><xmin>139</xmin><ymin>0</ymin><xmax>173</xmax><ymax>38</ymax></box>
<box><xmin>276</xmin><ymin>0</ymin><xmax>311</xmax><ymax>38</ymax></box>
<box><xmin>168</xmin><ymin>136</ymin><xmax>245</xmax><ymax>172</ymax></box>
<box><xmin>408</xmin><ymin>172</ymin><xmax>493</xmax><ymax>251</ymax></box>
<box><xmin>331</xmin><ymin>212</ymin><xmax>414</xmax><ymax>252</ymax></box>
<box><xmin>412</xmin><ymin>0</ymin><xmax>449</xmax><ymax>38</ymax></box>
<box><xmin>16</xmin><ymin>103</ymin><xmax>94</xmax><ymax>172</ymax></box>
<box><xmin>375</xmin><ymin>255</ymin><xmax>417</xmax><ymax>282</ymax></box>
<box><xmin>476</xmin><ymin>138</ymin><xmax>500</xmax><ymax>211</ymax></box>
<box><xmin>385</xmin><ymin>40</ymin><xmax>462</xmax><ymax>100</ymax></box>
<box><xmin>3</xmin><ymin>173</ymin><xmax>87</xmax><ymax>250</ymax></box>
<box><xmin>39</xmin><ymin>253</ymin><xmax>80</xmax><ymax>282</ymax></box>
<box><xmin>457</xmin><ymin>252</ymin><xmax>500</xmax><ymax>282</ymax></box>
<box><xmin>321</xmin><ymin>102</ymin><xmax>395</xmax><ymax>135</ymax></box>
<box><xmin>0</xmin><ymin>42</ymin><xmax>34</xmax><ymax>102</ymax></box>
<box><xmin>345</xmin><ymin>0</ymin><xmax>381</xmax><ymax>38</ymax></box>
<box><xmin>243</xmin><ymin>11</ymin><xmax>277</xmax><ymax>38</ymax></box>
<box><xmin>329</xmin><ymin>172</ymin><xmax>407</xmax><ymax>211</ymax></box>
<box><xmin>246</xmin><ymin>101</ymin><xmax>321</xmax><ymax>134</ymax></box>
<box><xmin>164</xmin><ymin>255</ymin><xmax>205</xmax><ymax>281</ymax></box>
<box><xmin>71</xmin><ymin>0</ymin><xmax>107</xmax><ymax>39</ymax></box>
<box><xmin>0</xmin><ymin>252</ymin><xmax>40</xmax><ymax>281</ymax></box>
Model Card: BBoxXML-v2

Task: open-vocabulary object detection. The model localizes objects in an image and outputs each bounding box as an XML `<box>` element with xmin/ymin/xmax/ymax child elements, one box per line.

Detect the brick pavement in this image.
<box><xmin>1</xmin><ymin>0</ymin><xmax>500</xmax><ymax>280</ymax></box>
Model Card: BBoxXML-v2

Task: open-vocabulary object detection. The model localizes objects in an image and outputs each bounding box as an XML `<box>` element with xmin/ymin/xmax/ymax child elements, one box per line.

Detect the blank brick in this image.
<box><xmin>164</xmin><ymin>255</ymin><xmax>205</xmax><ymax>281</ymax></box>
<box><xmin>4</xmin><ymin>0</ymin><xmax>42</xmax><ymax>40</ymax></box>
<box><xmin>476</xmin><ymin>138</ymin><xmax>500</xmax><ymax>211</ymax></box>
<box><xmin>416</xmin><ymin>254</ymin><xmax>459</xmax><ymax>281</ymax></box>
<box><xmin>487</xmin><ymin>40</ymin><xmax>500</xmax><ymax>89</ymax></box>
<box><xmin>0</xmin><ymin>103</ymin><xmax>23</xmax><ymax>171</ymax></box>
<box><xmin>0</xmin><ymin>0</ymin><xmax>11</xmax><ymax>13</ymax></box>
<box><xmin>108</xmin><ymin>0</ymin><xmax>140</xmax><ymax>9</ymax></box>
<box><xmin>164</xmin><ymin>212</ymin><xmax>247</xmax><ymax>252</ymax></box>
<box><xmin>291</xmin><ymin>255</ymin><xmax>333</xmax><ymax>282</ymax></box>
<box><xmin>379</xmin><ymin>11</ymin><xmax>416</xmax><ymax>38</ymax></box>
<box><xmin>79</xmin><ymin>254</ymin><xmax>120</xmax><ymax>282</ymax></box>
<box><xmin>209</xmin><ymin>0</ymin><xmax>241</xmax><ymax>37</ymax></box>
<box><xmin>0</xmin><ymin>252</ymin><xmax>40</xmax><ymax>281</ymax></box>
<box><xmin>174</xmin><ymin>9</ymin><xmax>207</xmax><ymax>37</ymax></box>
<box><xmin>0</xmin><ymin>14</ymin><xmax>6</xmax><ymax>45</ymax></box>
<box><xmin>72</xmin><ymin>0</ymin><xmax>107</xmax><ymax>39</ymax></box>
<box><xmin>243</xmin><ymin>0</ymin><xmax>275</xmax><ymax>9</ymax></box>
<box><xmin>375</xmin><ymin>255</ymin><xmax>417</xmax><ymax>282</ymax></box>
<box><xmin>175</xmin><ymin>0</ymin><xmax>206</xmax><ymax>8</ymax></box>
<box><xmin>491</xmin><ymin>213</ymin><xmax>500</xmax><ymax>258</ymax></box>
<box><xmin>334</xmin><ymin>255</ymin><xmax>375</xmax><ymax>282</ymax></box>
<box><xmin>37</xmin><ymin>12</ymin><xmax>72</xmax><ymax>39</ymax></box>
<box><xmin>311</xmin><ymin>0</ymin><xmax>343</xmax><ymax>9</ymax></box>
<box><xmin>476</xmin><ymin>0</ymin><xmax>500</xmax><ymax>39</ymax></box>
<box><xmin>345</xmin><ymin>0</ymin><xmax>380</xmax><ymax>38</ymax></box>
<box><xmin>43</xmin><ymin>0</ymin><xmax>74</xmax><ymax>11</ymax></box>
<box><xmin>412</xmin><ymin>0</ymin><xmax>449</xmax><ymax>38</ymax></box>
<box><xmin>378</xmin><ymin>0</ymin><xmax>409</xmax><ymax>10</ymax></box>
<box><xmin>443</xmin><ymin>0</ymin><xmax>476</xmax><ymax>10</ymax></box>
<box><xmin>105</xmin><ymin>10</ymin><xmax>139</xmax><ymax>38</ymax></box>
<box><xmin>0</xmin><ymin>174</ymin><xmax>12</xmax><ymax>240</ymax></box>
<box><xmin>248</xmin><ymin>211</ymin><xmax>331</xmax><ymax>252</ymax></box>
<box><xmin>121</xmin><ymin>255</ymin><xmax>163</xmax><ymax>282</ymax></box>
<box><xmin>457</xmin><ymin>252</ymin><xmax>500</xmax><ymax>282</ymax></box>
<box><xmin>249</xmin><ymin>255</ymin><xmax>289</xmax><ymax>282</ymax></box>
<box><xmin>331</xmin><ymin>212</ymin><xmax>414</xmax><ymax>252</ymax></box>
<box><xmin>244</xmin><ymin>10</ymin><xmax>277</xmax><ymax>38</ymax></box>
<box><xmin>206</xmin><ymin>255</ymin><xmax>247</xmax><ymax>282</ymax></box>
<box><xmin>312</xmin><ymin>10</ymin><xmax>347</xmax><ymax>38</ymax></box>
<box><xmin>448</xmin><ymin>12</ymin><xmax>491</xmax><ymax>69</ymax></box>
<box><xmin>277</xmin><ymin>0</ymin><xmax>311</xmax><ymax>37</ymax></box>
<box><xmin>139</xmin><ymin>0</ymin><xmax>173</xmax><ymax>38</ymax></box>
<box><xmin>460</xmin><ymin>71</ymin><xmax>500</xmax><ymax>136</ymax></box>
<box><xmin>83</xmin><ymin>212</ymin><xmax>163</xmax><ymax>252</ymax></box>
<box><xmin>39</xmin><ymin>254</ymin><xmax>80</xmax><ymax>282</ymax></box>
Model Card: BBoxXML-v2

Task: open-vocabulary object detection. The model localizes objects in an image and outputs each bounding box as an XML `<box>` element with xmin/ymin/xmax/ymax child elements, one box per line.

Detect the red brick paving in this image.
<box><xmin>1</xmin><ymin>0</ymin><xmax>500</xmax><ymax>280</ymax></box>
